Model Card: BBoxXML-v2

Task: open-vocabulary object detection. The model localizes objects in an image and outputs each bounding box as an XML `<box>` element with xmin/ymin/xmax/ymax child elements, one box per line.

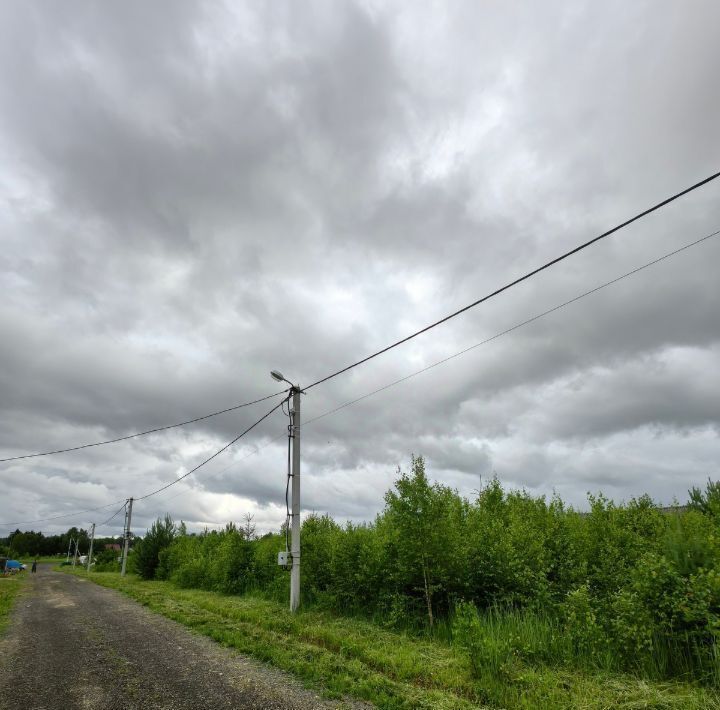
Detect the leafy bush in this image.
<box><xmin>130</xmin><ymin>459</ymin><xmax>720</xmax><ymax>687</ymax></box>
<box><xmin>132</xmin><ymin>515</ymin><xmax>176</xmax><ymax>580</ymax></box>
<box><xmin>453</xmin><ymin>600</ymin><xmax>497</xmax><ymax>677</ymax></box>
<box><xmin>562</xmin><ymin>584</ymin><xmax>608</xmax><ymax>664</ymax></box>
<box><xmin>93</xmin><ymin>548</ymin><xmax>121</xmax><ymax>572</ymax></box>
<box><xmin>689</xmin><ymin>478</ymin><xmax>720</xmax><ymax>517</ymax></box>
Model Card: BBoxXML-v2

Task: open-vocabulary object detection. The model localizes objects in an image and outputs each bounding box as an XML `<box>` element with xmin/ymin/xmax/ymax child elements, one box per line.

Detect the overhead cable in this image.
<box><xmin>302</xmin><ymin>227</ymin><xmax>720</xmax><ymax>423</ymax></box>
<box><xmin>159</xmin><ymin>226</ymin><xmax>720</xmax><ymax>501</ymax></box>
<box><xmin>96</xmin><ymin>501</ymin><xmax>128</xmax><ymax>528</ymax></box>
<box><xmin>0</xmin><ymin>389</ymin><xmax>289</xmax><ymax>463</ymax></box>
<box><xmin>0</xmin><ymin>401</ymin><xmax>287</xmax><ymax>526</ymax></box>
<box><xmin>305</xmin><ymin>170</ymin><xmax>720</xmax><ymax>390</ymax></box>
<box><xmin>135</xmin><ymin>397</ymin><xmax>289</xmax><ymax>501</ymax></box>
<box><xmin>0</xmin><ymin>499</ymin><xmax>127</xmax><ymax>528</ymax></box>
<box><xmin>10</xmin><ymin>225</ymin><xmax>716</xmax><ymax>523</ymax></box>
<box><xmin>5</xmin><ymin>177</ymin><xmax>719</xmax><ymax>522</ymax></box>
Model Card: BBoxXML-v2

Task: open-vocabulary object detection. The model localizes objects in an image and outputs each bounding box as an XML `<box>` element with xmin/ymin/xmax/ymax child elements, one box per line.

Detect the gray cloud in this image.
<box><xmin>1</xmin><ymin>0</ymin><xmax>719</xmax><ymax>535</ymax></box>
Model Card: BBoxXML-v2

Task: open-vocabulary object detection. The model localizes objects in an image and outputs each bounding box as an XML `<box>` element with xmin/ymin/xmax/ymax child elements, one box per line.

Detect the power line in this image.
<box><xmin>146</xmin><ymin>430</ymin><xmax>287</xmax><ymax>506</ymax></box>
<box><xmin>6</xmin><ymin>177</ymin><xmax>719</xmax><ymax>521</ymax></box>
<box><xmin>302</xmin><ymin>227</ymin><xmax>720</xmax><ymax>424</ymax></box>
<box><xmin>97</xmin><ymin>501</ymin><xmax>127</xmax><ymax>528</ymax></box>
<box><xmin>148</xmin><ymin>403</ymin><xmax>301</xmax><ymax>507</ymax></box>
<box><xmin>135</xmin><ymin>397</ymin><xmax>289</xmax><ymax>501</ymax></box>
<box><xmin>159</xmin><ymin>226</ymin><xmax>720</xmax><ymax>504</ymax></box>
<box><xmin>105</xmin><ymin>208</ymin><xmax>704</xmax><ymax>532</ymax></box>
<box><xmin>9</xmin><ymin>226</ymin><xmax>716</xmax><ymax>526</ymax></box>
<box><xmin>0</xmin><ymin>401</ymin><xmax>288</xmax><ymax>527</ymax></box>
<box><xmin>306</xmin><ymin>170</ymin><xmax>720</xmax><ymax>391</ymax></box>
<box><xmin>0</xmin><ymin>389</ymin><xmax>289</xmax><ymax>463</ymax></box>
<box><xmin>284</xmin><ymin>400</ymin><xmax>292</xmax><ymax>553</ymax></box>
<box><xmin>0</xmin><ymin>499</ymin><xmax>127</xmax><ymax>528</ymax></box>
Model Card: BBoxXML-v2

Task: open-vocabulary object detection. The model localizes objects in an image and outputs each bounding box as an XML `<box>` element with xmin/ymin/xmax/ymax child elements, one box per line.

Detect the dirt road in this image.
<box><xmin>0</xmin><ymin>566</ymin><xmax>365</xmax><ymax>710</ymax></box>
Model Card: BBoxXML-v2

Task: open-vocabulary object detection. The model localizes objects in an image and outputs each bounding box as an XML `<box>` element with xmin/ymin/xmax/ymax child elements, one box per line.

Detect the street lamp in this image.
<box><xmin>271</xmin><ymin>369</ymin><xmax>302</xmax><ymax>612</ymax></box>
<box><xmin>270</xmin><ymin>370</ymin><xmax>292</xmax><ymax>386</ymax></box>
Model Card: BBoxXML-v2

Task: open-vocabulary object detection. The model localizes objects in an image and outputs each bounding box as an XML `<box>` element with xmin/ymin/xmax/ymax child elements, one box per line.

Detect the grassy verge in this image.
<box><xmin>69</xmin><ymin>570</ymin><xmax>719</xmax><ymax>709</ymax></box>
<box><xmin>0</xmin><ymin>573</ymin><xmax>27</xmax><ymax>635</ymax></box>
<box><xmin>19</xmin><ymin>556</ymin><xmax>66</xmax><ymax>565</ymax></box>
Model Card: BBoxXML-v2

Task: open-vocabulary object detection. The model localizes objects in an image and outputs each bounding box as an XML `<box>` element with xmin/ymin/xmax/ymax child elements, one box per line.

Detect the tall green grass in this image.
<box><xmin>452</xmin><ymin>602</ymin><xmax>720</xmax><ymax>682</ymax></box>
<box><xmin>72</xmin><ymin>569</ymin><xmax>720</xmax><ymax>709</ymax></box>
<box><xmin>0</xmin><ymin>574</ymin><xmax>26</xmax><ymax>634</ymax></box>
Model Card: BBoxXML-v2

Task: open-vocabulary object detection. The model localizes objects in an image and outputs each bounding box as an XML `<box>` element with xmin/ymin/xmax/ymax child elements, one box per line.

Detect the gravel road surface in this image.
<box><xmin>0</xmin><ymin>565</ymin><xmax>370</xmax><ymax>710</ymax></box>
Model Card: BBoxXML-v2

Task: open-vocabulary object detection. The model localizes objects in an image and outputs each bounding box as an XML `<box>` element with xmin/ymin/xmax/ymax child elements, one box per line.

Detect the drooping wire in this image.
<box><xmin>96</xmin><ymin>501</ymin><xmax>127</xmax><ymax>528</ymax></box>
<box><xmin>6</xmin><ymin>226</ymin><xmax>718</xmax><ymax>528</ymax></box>
<box><xmin>305</xmin><ymin>170</ymin><xmax>720</xmax><ymax>391</ymax></box>
<box><xmin>0</xmin><ymin>499</ymin><xmax>127</xmax><ymax>528</ymax></box>
<box><xmin>149</xmin><ymin>225</ymin><xmax>720</xmax><ymax>508</ymax></box>
<box><xmin>0</xmin><ymin>400</ymin><xmax>288</xmax><ymax>528</ymax></box>
<box><xmin>0</xmin><ymin>389</ymin><xmax>290</xmax><ymax>463</ymax></box>
<box><xmin>135</xmin><ymin>396</ymin><xmax>290</xmax><ymax>501</ymax></box>
<box><xmin>284</xmin><ymin>398</ymin><xmax>293</xmax><ymax>553</ymax></box>
<box><xmin>303</xmin><ymin>227</ymin><xmax>720</xmax><ymax>427</ymax></box>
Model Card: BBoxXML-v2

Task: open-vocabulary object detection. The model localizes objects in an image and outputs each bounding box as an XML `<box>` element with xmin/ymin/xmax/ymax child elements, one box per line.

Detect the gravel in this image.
<box><xmin>0</xmin><ymin>565</ymin><xmax>372</xmax><ymax>710</ymax></box>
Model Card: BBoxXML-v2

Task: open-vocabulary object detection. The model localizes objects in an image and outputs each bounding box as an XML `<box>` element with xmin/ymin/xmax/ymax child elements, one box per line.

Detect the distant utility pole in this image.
<box><xmin>66</xmin><ymin>537</ymin><xmax>73</xmax><ymax>563</ymax></box>
<box><xmin>87</xmin><ymin>523</ymin><xmax>95</xmax><ymax>572</ymax></box>
<box><xmin>120</xmin><ymin>497</ymin><xmax>133</xmax><ymax>577</ymax></box>
<box><xmin>72</xmin><ymin>537</ymin><xmax>79</xmax><ymax>567</ymax></box>
<box><xmin>270</xmin><ymin>370</ymin><xmax>302</xmax><ymax>613</ymax></box>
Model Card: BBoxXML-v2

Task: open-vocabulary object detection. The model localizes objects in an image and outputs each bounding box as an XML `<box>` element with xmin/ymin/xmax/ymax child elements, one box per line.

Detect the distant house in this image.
<box><xmin>104</xmin><ymin>544</ymin><xmax>122</xmax><ymax>551</ymax></box>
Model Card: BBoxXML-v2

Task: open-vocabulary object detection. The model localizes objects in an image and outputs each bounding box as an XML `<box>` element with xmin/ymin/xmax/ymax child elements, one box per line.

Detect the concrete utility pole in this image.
<box><xmin>66</xmin><ymin>537</ymin><xmax>73</xmax><ymax>563</ymax></box>
<box><xmin>289</xmin><ymin>386</ymin><xmax>301</xmax><ymax>613</ymax></box>
<box><xmin>271</xmin><ymin>369</ymin><xmax>302</xmax><ymax>613</ymax></box>
<box><xmin>121</xmin><ymin>498</ymin><xmax>133</xmax><ymax>577</ymax></box>
<box><xmin>87</xmin><ymin>523</ymin><xmax>95</xmax><ymax>572</ymax></box>
<box><xmin>72</xmin><ymin>537</ymin><xmax>79</xmax><ymax>567</ymax></box>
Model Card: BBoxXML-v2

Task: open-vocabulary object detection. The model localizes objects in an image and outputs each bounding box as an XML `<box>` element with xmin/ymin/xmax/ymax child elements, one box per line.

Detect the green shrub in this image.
<box><xmin>171</xmin><ymin>558</ymin><xmax>206</xmax><ymax>589</ymax></box>
<box><xmin>207</xmin><ymin>526</ymin><xmax>253</xmax><ymax>594</ymax></box>
<box><xmin>120</xmin><ymin>462</ymin><xmax>720</xmax><ymax>688</ymax></box>
<box><xmin>132</xmin><ymin>515</ymin><xmax>177</xmax><ymax>580</ymax></box>
<box><xmin>610</xmin><ymin>588</ymin><xmax>655</xmax><ymax>667</ymax></box>
<box><xmin>452</xmin><ymin>600</ymin><xmax>497</xmax><ymax>677</ymax></box>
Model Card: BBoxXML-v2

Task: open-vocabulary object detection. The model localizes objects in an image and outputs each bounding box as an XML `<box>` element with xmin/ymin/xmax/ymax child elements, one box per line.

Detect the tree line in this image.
<box><xmin>0</xmin><ymin>526</ymin><xmax>122</xmax><ymax>558</ymax></box>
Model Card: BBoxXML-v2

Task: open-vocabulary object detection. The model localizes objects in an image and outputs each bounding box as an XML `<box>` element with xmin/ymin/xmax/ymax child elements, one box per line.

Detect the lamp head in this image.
<box><xmin>270</xmin><ymin>370</ymin><xmax>285</xmax><ymax>383</ymax></box>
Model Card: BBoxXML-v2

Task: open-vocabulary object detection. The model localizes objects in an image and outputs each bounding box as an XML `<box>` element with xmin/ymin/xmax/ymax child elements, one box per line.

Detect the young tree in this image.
<box><xmin>133</xmin><ymin>515</ymin><xmax>177</xmax><ymax>580</ymax></box>
<box><xmin>242</xmin><ymin>513</ymin><xmax>256</xmax><ymax>540</ymax></box>
<box><xmin>688</xmin><ymin>478</ymin><xmax>720</xmax><ymax>517</ymax></box>
<box><xmin>382</xmin><ymin>456</ymin><xmax>466</xmax><ymax>627</ymax></box>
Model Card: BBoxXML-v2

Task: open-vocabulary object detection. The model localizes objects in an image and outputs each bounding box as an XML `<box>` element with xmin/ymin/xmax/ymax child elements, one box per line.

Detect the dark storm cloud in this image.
<box><xmin>1</xmin><ymin>0</ymin><xmax>719</xmax><ymax>533</ymax></box>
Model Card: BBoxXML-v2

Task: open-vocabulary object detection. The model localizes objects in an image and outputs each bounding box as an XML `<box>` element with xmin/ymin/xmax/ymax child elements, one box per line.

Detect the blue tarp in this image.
<box><xmin>5</xmin><ymin>560</ymin><xmax>24</xmax><ymax>569</ymax></box>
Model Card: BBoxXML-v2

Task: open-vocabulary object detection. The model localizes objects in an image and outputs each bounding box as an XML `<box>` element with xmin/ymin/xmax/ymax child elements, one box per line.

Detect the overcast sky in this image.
<box><xmin>1</xmin><ymin>1</ymin><xmax>719</xmax><ymax>537</ymax></box>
